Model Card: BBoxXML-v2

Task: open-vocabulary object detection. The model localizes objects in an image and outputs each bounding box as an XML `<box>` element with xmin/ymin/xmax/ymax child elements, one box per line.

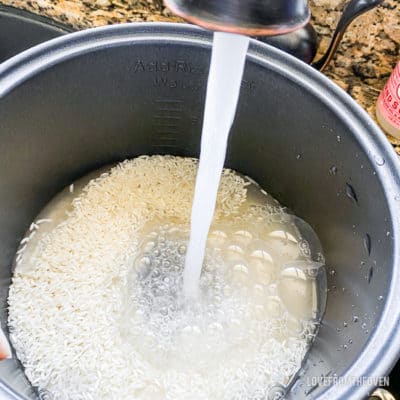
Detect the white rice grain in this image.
<box><xmin>8</xmin><ymin>156</ymin><xmax>310</xmax><ymax>400</ymax></box>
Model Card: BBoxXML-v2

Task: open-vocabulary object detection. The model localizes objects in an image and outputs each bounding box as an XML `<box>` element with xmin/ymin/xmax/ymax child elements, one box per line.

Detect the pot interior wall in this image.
<box><xmin>0</xmin><ymin>38</ymin><xmax>395</xmax><ymax>399</ymax></box>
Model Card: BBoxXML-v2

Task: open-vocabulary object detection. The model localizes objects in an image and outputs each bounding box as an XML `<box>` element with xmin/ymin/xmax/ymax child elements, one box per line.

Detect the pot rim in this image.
<box><xmin>0</xmin><ymin>22</ymin><xmax>399</xmax><ymax>400</ymax></box>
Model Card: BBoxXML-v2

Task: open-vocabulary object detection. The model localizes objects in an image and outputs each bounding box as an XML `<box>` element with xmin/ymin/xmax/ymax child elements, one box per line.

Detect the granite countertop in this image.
<box><xmin>1</xmin><ymin>0</ymin><xmax>399</xmax><ymax>153</ymax></box>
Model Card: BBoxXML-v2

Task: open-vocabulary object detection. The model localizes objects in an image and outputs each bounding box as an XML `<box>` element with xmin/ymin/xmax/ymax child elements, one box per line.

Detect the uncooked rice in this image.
<box><xmin>8</xmin><ymin>156</ymin><xmax>313</xmax><ymax>400</ymax></box>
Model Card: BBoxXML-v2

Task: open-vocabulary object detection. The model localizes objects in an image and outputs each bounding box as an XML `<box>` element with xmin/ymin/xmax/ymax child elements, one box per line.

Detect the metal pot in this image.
<box><xmin>0</xmin><ymin>23</ymin><xmax>399</xmax><ymax>400</ymax></box>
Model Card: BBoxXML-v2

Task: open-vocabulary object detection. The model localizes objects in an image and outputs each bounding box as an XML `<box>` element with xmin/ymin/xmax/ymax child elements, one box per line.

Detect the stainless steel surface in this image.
<box><xmin>261</xmin><ymin>0</ymin><xmax>383</xmax><ymax>69</ymax></box>
<box><xmin>257</xmin><ymin>23</ymin><xmax>318</xmax><ymax>64</ymax></box>
<box><xmin>164</xmin><ymin>0</ymin><xmax>382</xmax><ymax>70</ymax></box>
<box><xmin>164</xmin><ymin>0</ymin><xmax>310</xmax><ymax>35</ymax></box>
<box><xmin>0</xmin><ymin>23</ymin><xmax>399</xmax><ymax>399</ymax></box>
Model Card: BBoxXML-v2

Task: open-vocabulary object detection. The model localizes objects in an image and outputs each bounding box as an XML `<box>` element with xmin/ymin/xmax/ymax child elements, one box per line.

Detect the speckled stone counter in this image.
<box><xmin>1</xmin><ymin>0</ymin><xmax>399</xmax><ymax>153</ymax></box>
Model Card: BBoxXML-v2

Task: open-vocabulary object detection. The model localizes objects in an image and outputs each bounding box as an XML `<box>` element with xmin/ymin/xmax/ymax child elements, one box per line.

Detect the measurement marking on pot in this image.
<box><xmin>155</xmin><ymin>99</ymin><xmax>183</xmax><ymax>104</ymax></box>
<box><xmin>153</xmin><ymin>129</ymin><xmax>179</xmax><ymax>138</ymax></box>
<box><xmin>155</xmin><ymin>100</ymin><xmax>183</xmax><ymax>110</ymax></box>
<box><xmin>156</xmin><ymin>102</ymin><xmax>182</xmax><ymax>111</ymax></box>
<box><xmin>241</xmin><ymin>79</ymin><xmax>257</xmax><ymax>91</ymax></box>
<box><xmin>155</xmin><ymin>100</ymin><xmax>182</xmax><ymax>111</ymax></box>
<box><xmin>155</xmin><ymin>115</ymin><xmax>182</xmax><ymax>120</ymax></box>
<box><xmin>155</xmin><ymin>108</ymin><xmax>183</xmax><ymax>113</ymax></box>
<box><xmin>154</xmin><ymin>124</ymin><xmax>179</xmax><ymax>132</ymax></box>
<box><xmin>154</xmin><ymin>134</ymin><xmax>178</xmax><ymax>139</ymax></box>
<box><xmin>154</xmin><ymin>100</ymin><xmax>183</xmax><ymax>136</ymax></box>
<box><xmin>155</xmin><ymin>122</ymin><xmax>180</xmax><ymax>129</ymax></box>
<box><xmin>154</xmin><ymin>125</ymin><xmax>179</xmax><ymax>131</ymax></box>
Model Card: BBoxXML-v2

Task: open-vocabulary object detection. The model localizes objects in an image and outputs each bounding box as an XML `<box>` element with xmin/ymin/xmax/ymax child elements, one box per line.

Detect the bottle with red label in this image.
<box><xmin>376</xmin><ymin>62</ymin><xmax>400</xmax><ymax>139</ymax></box>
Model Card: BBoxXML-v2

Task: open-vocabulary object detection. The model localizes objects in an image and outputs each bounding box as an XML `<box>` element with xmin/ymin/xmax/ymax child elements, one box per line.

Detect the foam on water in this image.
<box><xmin>119</xmin><ymin>178</ymin><xmax>326</xmax><ymax>396</ymax></box>
<box><xmin>184</xmin><ymin>32</ymin><xmax>250</xmax><ymax>297</ymax></box>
